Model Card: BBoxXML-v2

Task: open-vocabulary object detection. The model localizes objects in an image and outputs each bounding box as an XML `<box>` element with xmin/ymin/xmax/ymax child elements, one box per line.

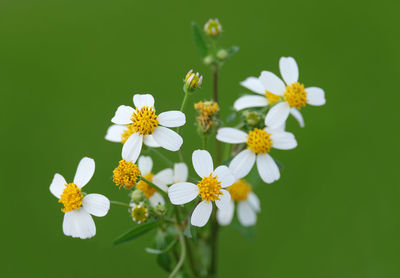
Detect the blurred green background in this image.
<box><xmin>1</xmin><ymin>0</ymin><xmax>399</xmax><ymax>277</ymax></box>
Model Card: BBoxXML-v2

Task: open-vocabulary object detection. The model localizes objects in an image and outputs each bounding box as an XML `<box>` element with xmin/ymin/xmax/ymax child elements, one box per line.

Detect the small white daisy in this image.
<box><xmin>107</xmin><ymin>94</ymin><xmax>186</xmax><ymax>163</ymax></box>
<box><xmin>235</xmin><ymin>72</ymin><xmax>305</xmax><ymax>128</ymax></box>
<box><xmin>263</xmin><ymin>57</ymin><xmax>326</xmax><ymax>128</ymax></box>
<box><xmin>168</xmin><ymin>150</ymin><xmax>235</xmax><ymax>227</ymax></box>
<box><xmin>216</xmin><ymin>126</ymin><xmax>297</xmax><ymax>183</ymax></box>
<box><xmin>49</xmin><ymin>157</ymin><xmax>110</xmax><ymax>239</ymax></box>
<box><xmin>136</xmin><ymin>156</ymin><xmax>174</xmax><ymax>207</ymax></box>
<box><xmin>217</xmin><ymin>176</ymin><xmax>260</xmax><ymax>227</ymax></box>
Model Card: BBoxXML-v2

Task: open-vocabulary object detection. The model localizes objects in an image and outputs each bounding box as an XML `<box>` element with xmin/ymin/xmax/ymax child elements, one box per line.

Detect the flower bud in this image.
<box><xmin>131</xmin><ymin>202</ymin><xmax>149</xmax><ymax>224</ymax></box>
<box><xmin>204</xmin><ymin>18</ymin><xmax>222</xmax><ymax>37</ymax></box>
<box><xmin>216</xmin><ymin>49</ymin><xmax>228</xmax><ymax>61</ymax></box>
<box><xmin>184</xmin><ymin>69</ymin><xmax>203</xmax><ymax>91</ymax></box>
<box><xmin>130</xmin><ymin>189</ymin><xmax>145</xmax><ymax>203</ymax></box>
<box><xmin>203</xmin><ymin>55</ymin><xmax>214</xmax><ymax>66</ymax></box>
<box><xmin>154</xmin><ymin>203</ymin><xmax>166</xmax><ymax>217</ymax></box>
<box><xmin>243</xmin><ymin>110</ymin><xmax>261</xmax><ymax>126</ymax></box>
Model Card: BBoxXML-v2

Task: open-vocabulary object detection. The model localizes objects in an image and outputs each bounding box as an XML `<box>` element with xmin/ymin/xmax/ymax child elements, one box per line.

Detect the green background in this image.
<box><xmin>1</xmin><ymin>0</ymin><xmax>399</xmax><ymax>277</ymax></box>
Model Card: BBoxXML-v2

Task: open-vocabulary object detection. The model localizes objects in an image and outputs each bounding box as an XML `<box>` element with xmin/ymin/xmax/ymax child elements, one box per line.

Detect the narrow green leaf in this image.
<box><xmin>191</xmin><ymin>22</ymin><xmax>208</xmax><ymax>56</ymax></box>
<box><xmin>227</xmin><ymin>46</ymin><xmax>240</xmax><ymax>58</ymax></box>
<box><xmin>113</xmin><ymin>221</ymin><xmax>159</xmax><ymax>245</ymax></box>
<box><xmin>157</xmin><ymin>253</ymin><xmax>173</xmax><ymax>272</ymax></box>
<box><xmin>145</xmin><ymin>238</ymin><xmax>177</xmax><ymax>255</ymax></box>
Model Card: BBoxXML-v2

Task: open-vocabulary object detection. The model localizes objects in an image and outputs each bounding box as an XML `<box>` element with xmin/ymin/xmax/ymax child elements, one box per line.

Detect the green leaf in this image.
<box><xmin>145</xmin><ymin>238</ymin><xmax>177</xmax><ymax>255</ymax></box>
<box><xmin>113</xmin><ymin>221</ymin><xmax>159</xmax><ymax>246</ymax></box>
<box><xmin>227</xmin><ymin>45</ymin><xmax>240</xmax><ymax>58</ymax></box>
<box><xmin>157</xmin><ymin>253</ymin><xmax>173</xmax><ymax>272</ymax></box>
<box><xmin>191</xmin><ymin>22</ymin><xmax>208</xmax><ymax>57</ymax></box>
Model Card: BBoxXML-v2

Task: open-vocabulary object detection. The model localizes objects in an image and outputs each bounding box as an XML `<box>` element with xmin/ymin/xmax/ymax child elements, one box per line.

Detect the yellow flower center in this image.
<box><xmin>131</xmin><ymin>204</ymin><xmax>148</xmax><ymax>224</ymax></box>
<box><xmin>228</xmin><ymin>180</ymin><xmax>252</xmax><ymax>202</ymax></box>
<box><xmin>113</xmin><ymin>160</ymin><xmax>141</xmax><ymax>190</ymax></box>
<box><xmin>197</xmin><ymin>173</ymin><xmax>222</xmax><ymax>202</ymax></box>
<box><xmin>283</xmin><ymin>82</ymin><xmax>307</xmax><ymax>109</ymax></box>
<box><xmin>194</xmin><ymin>101</ymin><xmax>219</xmax><ymax>132</ymax></box>
<box><xmin>136</xmin><ymin>173</ymin><xmax>157</xmax><ymax>198</ymax></box>
<box><xmin>131</xmin><ymin>106</ymin><xmax>159</xmax><ymax>135</ymax></box>
<box><xmin>246</xmin><ymin>128</ymin><xmax>273</xmax><ymax>154</ymax></box>
<box><xmin>121</xmin><ymin>124</ymin><xmax>135</xmax><ymax>144</ymax></box>
<box><xmin>265</xmin><ymin>91</ymin><xmax>281</xmax><ymax>105</ymax></box>
<box><xmin>58</xmin><ymin>183</ymin><xmax>83</xmax><ymax>213</ymax></box>
<box><xmin>204</xmin><ymin>19</ymin><xmax>222</xmax><ymax>37</ymax></box>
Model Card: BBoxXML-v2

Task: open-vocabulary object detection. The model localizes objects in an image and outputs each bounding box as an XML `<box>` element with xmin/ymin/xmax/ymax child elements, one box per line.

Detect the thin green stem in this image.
<box><xmin>169</xmin><ymin>226</ymin><xmax>186</xmax><ymax>278</ymax></box>
<box><xmin>177</xmin><ymin>89</ymin><xmax>190</xmax><ymax>162</ymax></box>
<box><xmin>110</xmin><ymin>200</ymin><xmax>131</xmax><ymax>208</ymax></box>
<box><xmin>140</xmin><ymin>176</ymin><xmax>168</xmax><ymax>199</ymax></box>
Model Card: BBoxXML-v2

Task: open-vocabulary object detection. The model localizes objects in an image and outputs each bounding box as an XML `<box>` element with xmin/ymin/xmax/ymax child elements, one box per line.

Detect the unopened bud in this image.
<box><xmin>130</xmin><ymin>189</ymin><xmax>145</xmax><ymax>203</ymax></box>
<box><xmin>204</xmin><ymin>18</ymin><xmax>222</xmax><ymax>37</ymax></box>
<box><xmin>243</xmin><ymin>111</ymin><xmax>261</xmax><ymax>126</ymax></box>
<box><xmin>184</xmin><ymin>69</ymin><xmax>203</xmax><ymax>90</ymax></box>
<box><xmin>154</xmin><ymin>203</ymin><xmax>166</xmax><ymax>217</ymax></box>
<box><xmin>203</xmin><ymin>55</ymin><xmax>214</xmax><ymax>66</ymax></box>
<box><xmin>131</xmin><ymin>202</ymin><xmax>149</xmax><ymax>224</ymax></box>
<box><xmin>216</xmin><ymin>49</ymin><xmax>228</xmax><ymax>61</ymax></box>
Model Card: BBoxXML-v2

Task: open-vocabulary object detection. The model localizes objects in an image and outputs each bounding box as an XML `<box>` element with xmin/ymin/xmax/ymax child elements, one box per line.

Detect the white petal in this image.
<box><xmin>168</xmin><ymin>182</ymin><xmax>199</xmax><ymax>205</ymax></box>
<box><xmin>229</xmin><ymin>149</ymin><xmax>256</xmax><ymax>179</ymax></box>
<box><xmin>237</xmin><ymin>201</ymin><xmax>257</xmax><ymax>226</ymax></box>
<box><xmin>265</xmin><ymin>102</ymin><xmax>291</xmax><ymax>128</ymax></box>
<box><xmin>233</xmin><ymin>95</ymin><xmax>269</xmax><ymax>111</ymax></box>
<box><xmin>289</xmin><ymin>108</ymin><xmax>305</xmax><ymax>128</ymax></box>
<box><xmin>215</xmin><ymin>189</ymin><xmax>231</xmax><ymax>210</ymax></box>
<box><xmin>279</xmin><ymin>56</ymin><xmax>299</xmax><ymax>85</ymax></box>
<box><xmin>191</xmin><ymin>200</ymin><xmax>212</xmax><ymax>227</ymax></box>
<box><xmin>158</xmin><ymin>111</ymin><xmax>186</xmax><ymax>127</ymax></box>
<box><xmin>306</xmin><ymin>87</ymin><xmax>326</xmax><ymax>106</ymax></box>
<box><xmin>174</xmin><ymin>163</ymin><xmax>188</xmax><ymax>183</ymax></box>
<box><xmin>213</xmin><ymin>166</ymin><xmax>235</xmax><ymax>188</ymax></box>
<box><xmin>73</xmin><ymin>157</ymin><xmax>95</xmax><ymax>188</ymax></box>
<box><xmin>152</xmin><ymin>126</ymin><xmax>183</xmax><ymax>151</ymax></box>
<box><xmin>122</xmin><ymin>133</ymin><xmax>143</xmax><ymax>163</ymax></box>
<box><xmin>247</xmin><ymin>192</ymin><xmax>260</xmax><ymax>212</ymax></box>
<box><xmin>143</xmin><ymin>135</ymin><xmax>160</xmax><ymax>147</ymax></box>
<box><xmin>105</xmin><ymin>125</ymin><xmax>126</xmax><ymax>142</ymax></box>
<box><xmin>49</xmin><ymin>173</ymin><xmax>67</xmax><ymax>199</ymax></box>
<box><xmin>259</xmin><ymin>71</ymin><xmax>286</xmax><ymax>96</ymax></box>
<box><xmin>63</xmin><ymin>209</ymin><xmax>96</xmax><ymax>239</ymax></box>
<box><xmin>216</xmin><ymin>128</ymin><xmax>248</xmax><ymax>144</ymax></box>
<box><xmin>111</xmin><ymin>105</ymin><xmax>134</xmax><ymax>125</ymax></box>
<box><xmin>192</xmin><ymin>150</ymin><xmax>213</xmax><ymax>178</ymax></box>
<box><xmin>256</xmin><ymin>154</ymin><xmax>280</xmax><ymax>184</ymax></box>
<box><xmin>82</xmin><ymin>194</ymin><xmax>110</xmax><ymax>217</ymax></box>
<box><xmin>133</xmin><ymin>94</ymin><xmax>155</xmax><ymax>109</ymax></box>
<box><xmin>271</xmin><ymin>131</ymin><xmax>297</xmax><ymax>150</ymax></box>
<box><xmin>240</xmin><ymin>77</ymin><xmax>265</xmax><ymax>95</ymax></box>
<box><xmin>149</xmin><ymin>192</ymin><xmax>165</xmax><ymax>207</ymax></box>
<box><xmin>217</xmin><ymin>200</ymin><xmax>234</xmax><ymax>226</ymax></box>
<box><xmin>138</xmin><ymin>156</ymin><xmax>153</xmax><ymax>176</ymax></box>
<box><xmin>153</xmin><ymin>168</ymin><xmax>174</xmax><ymax>191</ymax></box>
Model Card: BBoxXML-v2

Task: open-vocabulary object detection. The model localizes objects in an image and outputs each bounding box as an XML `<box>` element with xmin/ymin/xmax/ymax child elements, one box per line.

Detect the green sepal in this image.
<box><xmin>227</xmin><ymin>45</ymin><xmax>240</xmax><ymax>58</ymax></box>
<box><xmin>113</xmin><ymin>221</ymin><xmax>159</xmax><ymax>246</ymax></box>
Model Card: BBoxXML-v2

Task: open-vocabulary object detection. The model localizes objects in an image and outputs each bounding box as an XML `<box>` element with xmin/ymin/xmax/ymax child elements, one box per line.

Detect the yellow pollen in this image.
<box><xmin>265</xmin><ymin>91</ymin><xmax>281</xmax><ymax>105</ymax></box>
<box><xmin>131</xmin><ymin>106</ymin><xmax>158</xmax><ymax>135</ymax></box>
<box><xmin>131</xmin><ymin>204</ymin><xmax>149</xmax><ymax>224</ymax></box>
<box><xmin>228</xmin><ymin>180</ymin><xmax>252</xmax><ymax>202</ymax></box>
<box><xmin>58</xmin><ymin>183</ymin><xmax>83</xmax><ymax>213</ymax></box>
<box><xmin>121</xmin><ymin>124</ymin><xmax>135</xmax><ymax>144</ymax></box>
<box><xmin>136</xmin><ymin>173</ymin><xmax>157</xmax><ymax>198</ymax></box>
<box><xmin>113</xmin><ymin>160</ymin><xmax>141</xmax><ymax>190</ymax></box>
<box><xmin>197</xmin><ymin>173</ymin><xmax>222</xmax><ymax>202</ymax></box>
<box><xmin>284</xmin><ymin>82</ymin><xmax>307</xmax><ymax>109</ymax></box>
<box><xmin>247</xmin><ymin>128</ymin><xmax>273</xmax><ymax>154</ymax></box>
<box><xmin>194</xmin><ymin>101</ymin><xmax>219</xmax><ymax>132</ymax></box>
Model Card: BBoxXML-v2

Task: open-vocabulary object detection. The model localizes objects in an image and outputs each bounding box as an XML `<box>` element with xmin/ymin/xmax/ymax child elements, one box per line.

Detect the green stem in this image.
<box><xmin>169</xmin><ymin>226</ymin><xmax>186</xmax><ymax>278</ymax></box>
<box><xmin>177</xmin><ymin>88</ymin><xmax>190</xmax><ymax>162</ymax></box>
<box><xmin>110</xmin><ymin>200</ymin><xmax>131</xmax><ymax>208</ymax></box>
<box><xmin>140</xmin><ymin>176</ymin><xmax>168</xmax><ymax>199</ymax></box>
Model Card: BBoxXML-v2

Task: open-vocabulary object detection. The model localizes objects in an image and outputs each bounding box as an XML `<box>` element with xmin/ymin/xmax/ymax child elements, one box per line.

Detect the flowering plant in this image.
<box><xmin>49</xmin><ymin>19</ymin><xmax>325</xmax><ymax>277</ymax></box>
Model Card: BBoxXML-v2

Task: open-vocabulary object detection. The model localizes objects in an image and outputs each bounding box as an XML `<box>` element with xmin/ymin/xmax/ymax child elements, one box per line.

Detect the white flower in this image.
<box><xmin>136</xmin><ymin>156</ymin><xmax>174</xmax><ymax>207</ymax></box>
<box><xmin>217</xmin><ymin>177</ymin><xmax>260</xmax><ymax>227</ymax></box>
<box><xmin>263</xmin><ymin>57</ymin><xmax>326</xmax><ymax>128</ymax></box>
<box><xmin>107</xmin><ymin>94</ymin><xmax>186</xmax><ymax>163</ymax></box>
<box><xmin>168</xmin><ymin>150</ymin><xmax>235</xmax><ymax>227</ymax></box>
<box><xmin>172</xmin><ymin>162</ymin><xmax>188</xmax><ymax>184</ymax></box>
<box><xmin>216</xmin><ymin>126</ymin><xmax>297</xmax><ymax>184</ymax></box>
<box><xmin>49</xmin><ymin>157</ymin><xmax>110</xmax><ymax>239</ymax></box>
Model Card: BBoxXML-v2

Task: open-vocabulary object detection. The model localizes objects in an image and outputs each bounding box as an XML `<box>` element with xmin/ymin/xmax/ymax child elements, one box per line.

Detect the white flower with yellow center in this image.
<box><xmin>216</xmin><ymin>126</ymin><xmax>297</xmax><ymax>183</ymax></box>
<box><xmin>168</xmin><ymin>150</ymin><xmax>235</xmax><ymax>227</ymax></box>
<box><xmin>217</xmin><ymin>177</ymin><xmax>260</xmax><ymax>227</ymax></box>
<box><xmin>106</xmin><ymin>94</ymin><xmax>186</xmax><ymax>162</ymax></box>
<box><xmin>49</xmin><ymin>157</ymin><xmax>110</xmax><ymax>239</ymax></box>
<box><xmin>263</xmin><ymin>57</ymin><xmax>326</xmax><ymax>128</ymax></box>
<box><xmin>235</xmin><ymin>71</ymin><xmax>304</xmax><ymax>128</ymax></box>
<box><xmin>136</xmin><ymin>156</ymin><xmax>174</xmax><ymax>207</ymax></box>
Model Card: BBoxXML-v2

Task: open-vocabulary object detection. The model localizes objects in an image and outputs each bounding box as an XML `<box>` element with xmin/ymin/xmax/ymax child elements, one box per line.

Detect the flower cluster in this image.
<box><xmin>49</xmin><ymin>19</ymin><xmax>325</xmax><ymax>276</ymax></box>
